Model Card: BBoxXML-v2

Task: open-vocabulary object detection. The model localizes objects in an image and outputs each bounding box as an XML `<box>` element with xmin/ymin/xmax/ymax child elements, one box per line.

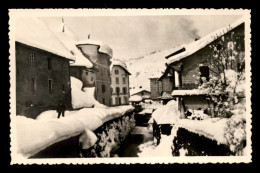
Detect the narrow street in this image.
<box><xmin>117</xmin><ymin>125</ymin><xmax>154</xmax><ymax>157</ymax></box>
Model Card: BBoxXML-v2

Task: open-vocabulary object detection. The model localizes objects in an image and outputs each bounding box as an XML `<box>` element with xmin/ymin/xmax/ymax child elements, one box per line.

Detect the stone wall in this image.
<box><xmin>80</xmin><ymin>112</ymin><xmax>135</xmax><ymax>157</ymax></box>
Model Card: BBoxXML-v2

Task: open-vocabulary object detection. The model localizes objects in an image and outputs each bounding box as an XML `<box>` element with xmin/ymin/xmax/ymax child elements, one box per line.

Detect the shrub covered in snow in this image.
<box><xmin>224</xmin><ymin>114</ymin><xmax>246</xmax><ymax>153</ymax></box>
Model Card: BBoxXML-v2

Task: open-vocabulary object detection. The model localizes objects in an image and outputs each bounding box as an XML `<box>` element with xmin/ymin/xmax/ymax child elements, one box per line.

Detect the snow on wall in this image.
<box><xmin>76</xmin><ymin>40</ymin><xmax>113</xmax><ymax>58</ymax></box>
<box><xmin>167</xmin><ymin>16</ymin><xmax>245</xmax><ymax>65</ymax></box>
<box><xmin>15</xmin><ymin>17</ymin><xmax>75</xmax><ymax>61</ymax></box>
<box><xmin>177</xmin><ymin>118</ymin><xmax>228</xmax><ymax>145</ymax></box>
<box><xmin>70</xmin><ymin>77</ymin><xmax>105</xmax><ymax>109</ymax></box>
<box><xmin>17</xmin><ymin>105</ymin><xmax>134</xmax><ymax>158</ymax></box>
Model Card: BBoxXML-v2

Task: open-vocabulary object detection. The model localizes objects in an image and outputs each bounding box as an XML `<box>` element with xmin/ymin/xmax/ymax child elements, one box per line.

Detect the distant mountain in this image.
<box><xmin>127</xmin><ymin>45</ymin><xmax>184</xmax><ymax>96</ymax></box>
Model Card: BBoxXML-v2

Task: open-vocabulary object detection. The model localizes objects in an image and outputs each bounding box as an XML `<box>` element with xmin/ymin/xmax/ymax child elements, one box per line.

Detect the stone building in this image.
<box><xmin>76</xmin><ymin>40</ymin><xmax>113</xmax><ymax>106</ymax></box>
<box><xmin>110</xmin><ymin>60</ymin><xmax>131</xmax><ymax>106</ymax></box>
<box><xmin>15</xmin><ymin>18</ymin><xmax>77</xmax><ymax>119</ymax></box>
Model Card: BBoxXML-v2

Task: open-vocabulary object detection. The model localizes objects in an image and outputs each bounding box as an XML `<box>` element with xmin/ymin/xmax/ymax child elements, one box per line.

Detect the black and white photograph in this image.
<box><xmin>9</xmin><ymin>9</ymin><xmax>251</xmax><ymax>164</ymax></box>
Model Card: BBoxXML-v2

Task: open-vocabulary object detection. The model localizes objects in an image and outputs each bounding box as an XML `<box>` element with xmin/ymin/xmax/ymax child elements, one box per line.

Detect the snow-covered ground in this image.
<box><xmin>16</xmin><ymin>105</ymin><xmax>134</xmax><ymax>158</ymax></box>
<box><xmin>137</xmin><ymin>125</ymin><xmax>178</xmax><ymax>157</ymax></box>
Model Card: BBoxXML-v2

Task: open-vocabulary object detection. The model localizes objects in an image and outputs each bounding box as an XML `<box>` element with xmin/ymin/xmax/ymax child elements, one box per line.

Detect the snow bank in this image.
<box><xmin>70</xmin><ymin>77</ymin><xmax>106</xmax><ymax>109</ymax></box>
<box><xmin>129</xmin><ymin>95</ymin><xmax>142</xmax><ymax>102</ymax></box>
<box><xmin>17</xmin><ymin>105</ymin><xmax>134</xmax><ymax>158</ymax></box>
<box><xmin>167</xmin><ymin>16</ymin><xmax>245</xmax><ymax>65</ymax></box>
<box><xmin>177</xmin><ymin>118</ymin><xmax>228</xmax><ymax>145</ymax></box>
<box><xmin>151</xmin><ymin>100</ymin><xmax>180</xmax><ymax>124</ymax></box>
<box><xmin>76</xmin><ymin>40</ymin><xmax>113</xmax><ymax>58</ymax></box>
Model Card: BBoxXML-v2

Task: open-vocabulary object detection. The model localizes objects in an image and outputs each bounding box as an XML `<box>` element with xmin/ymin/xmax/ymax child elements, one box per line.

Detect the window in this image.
<box><xmin>29</xmin><ymin>53</ymin><xmax>35</xmax><ymax>65</ymax></box>
<box><xmin>111</xmin><ymin>87</ymin><xmax>113</xmax><ymax>94</ymax></box>
<box><xmin>102</xmin><ymin>98</ymin><xmax>105</xmax><ymax>104</ymax></box>
<box><xmin>102</xmin><ymin>84</ymin><xmax>106</xmax><ymax>93</ymax></box>
<box><xmin>123</xmin><ymin>77</ymin><xmax>126</xmax><ymax>84</ymax></box>
<box><xmin>91</xmin><ymin>77</ymin><xmax>94</xmax><ymax>82</ymax></box>
<box><xmin>199</xmin><ymin>65</ymin><xmax>209</xmax><ymax>81</ymax></box>
<box><xmin>139</xmin><ymin>86</ymin><xmax>142</xmax><ymax>89</ymax></box>
<box><xmin>119</xmin><ymin>97</ymin><xmax>121</xmax><ymax>105</ymax></box>
<box><xmin>101</xmin><ymin>68</ymin><xmax>103</xmax><ymax>76</ymax></box>
<box><xmin>107</xmin><ymin>69</ymin><xmax>110</xmax><ymax>76</ymax></box>
<box><xmin>85</xmin><ymin>71</ymin><xmax>88</xmax><ymax>75</ymax></box>
<box><xmin>123</xmin><ymin>87</ymin><xmax>127</xmax><ymax>94</ymax></box>
<box><xmin>115</xmin><ymin>69</ymin><xmax>119</xmax><ymax>74</ymax></box>
<box><xmin>48</xmin><ymin>79</ymin><xmax>53</xmax><ymax>94</ymax></box>
<box><xmin>31</xmin><ymin>78</ymin><xmax>36</xmax><ymax>92</ymax></box>
<box><xmin>116</xmin><ymin>77</ymin><xmax>119</xmax><ymax>84</ymax></box>
<box><xmin>47</xmin><ymin>57</ymin><xmax>52</xmax><ymax>70</ymax></box>
<box><xmin>116</xmin><ymin>87</ymin><xmax>120</xmax><ymax>94</ymax></box>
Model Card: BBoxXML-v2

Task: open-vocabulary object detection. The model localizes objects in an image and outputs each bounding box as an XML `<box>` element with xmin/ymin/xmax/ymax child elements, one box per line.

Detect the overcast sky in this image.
<box><xmin>42</xmin><ymin>15</ymin><xmax>242</xmax><ymax>60</ymax></box>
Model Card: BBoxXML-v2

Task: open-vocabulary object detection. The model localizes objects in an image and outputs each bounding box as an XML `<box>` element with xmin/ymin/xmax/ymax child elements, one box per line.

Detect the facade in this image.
<box><xmin>77</xmin><ymin>41</ymin><xmax>113</xmax><ymax>106</ymax></box>
<box><xmin>110</xmin><ymin>61</ymin><xmax>131</xmax><ymax>106</ymax></box>
<box><xmin>16</xmin><ymin>42</ymin><xmax>72</xmax><ymax>119</ymax></box>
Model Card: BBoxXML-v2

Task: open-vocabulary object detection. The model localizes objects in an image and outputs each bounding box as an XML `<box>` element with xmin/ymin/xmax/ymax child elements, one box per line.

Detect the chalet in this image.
<box><xmin>158</xmin><ymin>17</ymin><xmax>245</xmax><ymax>117</ymax></box>
<box><xmin>15</xmin><ymin>18</ymin><xmax>77</xmax><ymax>119</ymax></box>
<box><xmin>110</xmin><ymin>60</ymin><xmax>131</xmax><ymax>106</ymax></box>
<box><xmin>76</xmin><ymin>40</ymin><xmax>113</xmax><ymax>106</ymax></box>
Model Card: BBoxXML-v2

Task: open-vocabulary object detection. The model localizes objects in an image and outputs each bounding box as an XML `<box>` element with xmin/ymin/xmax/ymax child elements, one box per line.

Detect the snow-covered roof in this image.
<box><xmin>111</xmin><ymin>60</ymin><xmax>131</xmax><ymax>75</ymax></box>
<box><xmin>130</xmin><ymin>88</ymin><xmax>151</xmax><ymax>96</ymax></box>
<box><xmin>15</xmin><ymin>17</ymin><xmax>75</xmax><ymax>61</ymax></box>
<box><xmin>76</xmin><ymin>39</ymin><xmax>113</xmax><ymax>58</ymax></box>
<box><xmin>166</xmin><ymin>16</ymin><xmax>246</xmax><ymax>65</ymax></box>
<box><xmin>171</xmin><ymin>89</ymin><xmax>209</xmax><ymax>96</ymax></box>
<box><xmin>40</xmin><ymin>19</ymin><xmax>93</xmax><ymax>69</ymax></box>
<box><xmin>129</xmin><ymin>95</ymin><xmax>142</xmax><ymax>102</ymax></box>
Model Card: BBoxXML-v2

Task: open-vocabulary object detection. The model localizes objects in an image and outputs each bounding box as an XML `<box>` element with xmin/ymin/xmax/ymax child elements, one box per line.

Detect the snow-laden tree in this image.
<box><xmin>198</xmin><ymin>28</ymin><xmax>245</xmax><ymax>118</ymax></box>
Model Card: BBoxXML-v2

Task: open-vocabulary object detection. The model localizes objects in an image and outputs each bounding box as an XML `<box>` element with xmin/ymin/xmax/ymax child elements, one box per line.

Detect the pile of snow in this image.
<box><xmin>17</xmin><ymin>105</ymin><xmax>134</xmax><ymax>158</ymax></box>
<box><xmin>151</xmin><ymin>100</ymin><xmax>180</xmax><ymax>125</ymax></box>
<box><xmin>166</xmin><ymin>16</ymin><xmax>245</xmax><ymax>65</ymax></box>
<box><xmin>70</xmin><ymin>77</ymin><xmax>106</xmax><ymax>109</ymax></box>
<box><xmin>76</xmin><ymin>39</ymin><xmax>113</xmax><ymax>58</ymax></box>
<box><xmin>129</xmin><ymin>95</ymin><xmax>142</xmax><ymax>102</ymax></box>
